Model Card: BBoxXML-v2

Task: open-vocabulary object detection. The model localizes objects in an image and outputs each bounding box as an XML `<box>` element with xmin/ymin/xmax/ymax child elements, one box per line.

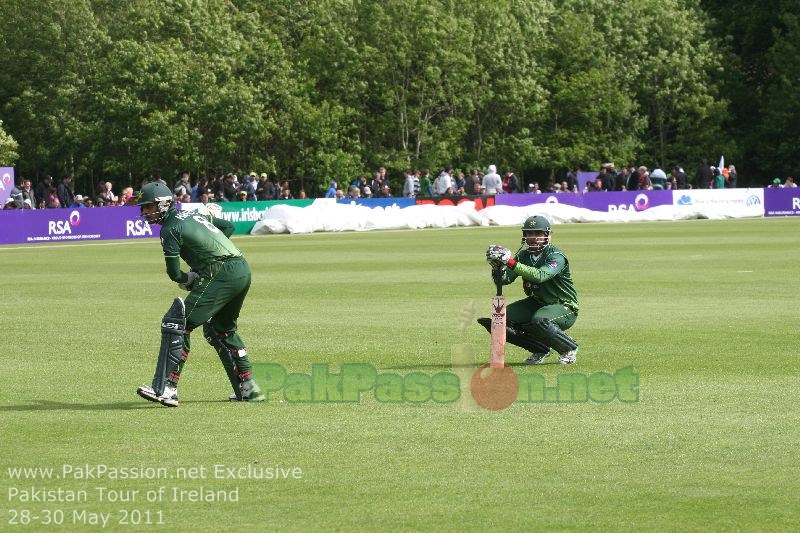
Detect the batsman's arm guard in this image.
<box><xmin>152</xmin><ymin>297</ymin><xmax>187</xmax><ymax>395</ymax></box>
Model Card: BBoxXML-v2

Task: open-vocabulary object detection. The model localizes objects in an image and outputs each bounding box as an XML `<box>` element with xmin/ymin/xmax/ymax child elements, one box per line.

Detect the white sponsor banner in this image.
<box><xmin>672</xmin><ymin>188</ymin><xmax>764</xmax><ymax>216</ymax></box>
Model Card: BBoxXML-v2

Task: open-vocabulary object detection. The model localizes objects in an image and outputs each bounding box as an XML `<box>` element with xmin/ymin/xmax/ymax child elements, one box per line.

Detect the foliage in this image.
<box><xmin>0</xmin><ymin>0</ymin><xmax>794</xmax><ymax>189</ymax></box>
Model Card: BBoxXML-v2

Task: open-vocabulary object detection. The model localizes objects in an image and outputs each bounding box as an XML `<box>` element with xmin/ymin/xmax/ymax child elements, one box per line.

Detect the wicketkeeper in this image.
<box><xmin>480</xmin><ymin>215</ymin><xmax>580</xmax><ymax>364</ymax></box>
<box><xmin>135</xmin><ymin>182</ymin><xmax>264</xmax><ymax>406</ymax></box>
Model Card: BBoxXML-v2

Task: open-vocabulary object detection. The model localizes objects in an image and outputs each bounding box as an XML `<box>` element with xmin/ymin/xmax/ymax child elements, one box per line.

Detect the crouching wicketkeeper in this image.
<box><xmin>135</xmin><ymin>182</ymin><xmax>265</xmax><ymax>406</ymax></box>
<box><xmin>479</xmin><ymin>215</ymin><xmax>580</xmax><ymax>365</ymax></box>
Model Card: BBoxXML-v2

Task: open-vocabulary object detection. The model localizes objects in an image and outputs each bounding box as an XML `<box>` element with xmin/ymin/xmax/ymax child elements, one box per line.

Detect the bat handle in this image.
<box><xmin>492</xmin><ymin>270</ymin><xmax>504</xmax><ymax>296</ymax></box>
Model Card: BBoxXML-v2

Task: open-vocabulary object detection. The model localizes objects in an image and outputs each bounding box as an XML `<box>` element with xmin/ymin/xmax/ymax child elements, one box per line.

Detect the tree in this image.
<box><xmin>0</xmin><ymin>0</ymin><xmax>102</xmax><ymax>185</ymax></box>
<box><xmin>0</xmin><ymin>120</ymin><xmax>19</xmax><ymax>165</ymax></box>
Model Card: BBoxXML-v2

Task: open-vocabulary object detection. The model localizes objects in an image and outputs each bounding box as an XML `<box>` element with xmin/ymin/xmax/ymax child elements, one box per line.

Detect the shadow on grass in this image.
<box><xmin>383</xmin><ymin>361</ymin><xmax>560</xmax><ymax>371</ymax></box>
<box><xmin>0</xmin><ymin>398</ymin><xmax>239</xmax><ymax>412</ymax></box>
<box><xmin>0</xmin><ymin>400</ymin><xmax>155</xmax><ymax>412</ymax></box>
<box><xmin>380</xmin><ymin>363</ymin><xmax>465</xmax><ymax>371</ymax></box>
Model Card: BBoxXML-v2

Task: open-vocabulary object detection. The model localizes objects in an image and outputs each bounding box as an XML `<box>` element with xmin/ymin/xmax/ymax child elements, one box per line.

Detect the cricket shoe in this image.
<box><xmin>524</xmin><ymin>352</ymin><xmax>550</xmax><ymax>365</ymax></box>
<box><xmin>558</xmin><ymin>349</ymin><xmax>577</xmax><ymax>365</ymax></box>
<box><xmin>136</xmin><ymin>385</ymin><xmax>160</xmax><ymax>403</ymax></box>
<box><xmin>136</xmin><ymin>385</ymin><xmax>180</xmax><ymax>406</ymax></box>
<box><xmin>229</xmin><ymin>380</ymin><xmax>265</xmax><ymax>402</ymax></box>
<box><xmin>158</xmin><ymin>385</ymin><xmax>180</xmax><ymax>407</ymax></box>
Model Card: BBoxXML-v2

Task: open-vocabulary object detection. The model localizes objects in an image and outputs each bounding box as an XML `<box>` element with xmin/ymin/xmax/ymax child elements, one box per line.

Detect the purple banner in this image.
<box><xmin>0</xmin><ymin>206</ymin><xmax>156</xmax><ymax>245</ymax></box>
<box><xmin>577</xmin><ymin>171</ymin><xmax>599</xmax><ymax>193</ymax></box>
<box><xmin>494</xmin><ymin>190</ymin><xmax>673</xmax><ymax>212</ymax></box>
<box><xmin>582</xmin><ymin>190</ymin><xmax>673</xmax><ymax>212</ymax></box>
<box><xmin>495</xmin><ymin>192</ymin><xmax>584</xmax><ymax>208</ymax></box>
<box><xmin>0</xmin><ymin>167</ymin><xmax>15</xmax><ymax>205</ymax></box>
<box><xmin>764</xmin><ymin>187</ymin><xmax>800</xmax><ymax>216</ymax></box>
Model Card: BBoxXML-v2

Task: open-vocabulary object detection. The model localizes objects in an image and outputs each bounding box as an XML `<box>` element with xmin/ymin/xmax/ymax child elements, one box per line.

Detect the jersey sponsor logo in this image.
<box><xmin>547</xmin><ymin>261</ymin><xmax>558</xmax><ymax>269</ymax></box>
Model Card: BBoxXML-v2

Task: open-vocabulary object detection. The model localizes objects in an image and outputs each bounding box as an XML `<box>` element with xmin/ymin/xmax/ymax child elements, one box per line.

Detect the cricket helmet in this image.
<box><xmin>137</xmin><ymin>182</ymin><xmax>174</xmax><ymax>224</ymax></box>
<box><xmin>521</xmin><ymin>215</ymin><xmax>551</xmax><ymax>253</ymax></box>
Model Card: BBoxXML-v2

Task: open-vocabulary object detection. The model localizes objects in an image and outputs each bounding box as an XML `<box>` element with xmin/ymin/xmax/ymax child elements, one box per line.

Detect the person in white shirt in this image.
<box><xmin>434</xmin><ymin>168</ymin><xmax>453</xmax><ymax>195</ymax></box>
<box><xmin>482</xmin><ymin>164</ymin><xmax>503</xmax><ymax>194</ymax></box>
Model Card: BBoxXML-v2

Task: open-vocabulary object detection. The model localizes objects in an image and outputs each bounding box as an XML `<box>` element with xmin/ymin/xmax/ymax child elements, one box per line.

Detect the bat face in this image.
<box><xmin>490</xmin><ymin>295</ymin><xmax>506</xmax><ymax>368</ymax></box>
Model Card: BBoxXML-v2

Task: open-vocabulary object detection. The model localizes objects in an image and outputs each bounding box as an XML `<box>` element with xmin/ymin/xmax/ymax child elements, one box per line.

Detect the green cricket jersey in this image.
<box><xmin>503</xmin><ymin>243</ymin><xmax>579</xmax><ymax>311</ymax></box>
<box><xmin>160</xmin><ymin>208</ymin><xmax>242</xmax><ymax>281</ymax></box>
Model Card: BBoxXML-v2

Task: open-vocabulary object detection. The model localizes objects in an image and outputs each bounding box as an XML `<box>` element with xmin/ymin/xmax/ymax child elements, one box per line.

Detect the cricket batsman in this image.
<box><xmin>480</xmin><ymin>215</ymin><xmax>579</xmax><ymax>364</ymax></box>
<box><xmin>134</xmin><ymin>182</ymin><xmax>264</xmax><ymax>406</ymax></box>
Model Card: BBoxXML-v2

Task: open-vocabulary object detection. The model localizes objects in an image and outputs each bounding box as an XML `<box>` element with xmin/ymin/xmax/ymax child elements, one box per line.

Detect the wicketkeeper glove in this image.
<box><xmin>179</xmin><ymin>271</ymin><xmax>199</xmax><ymax>291</ymax></box>
<box><xmin>486</xmin><ymin>244</ymin><xmax>505</xmax><ymax>270</ymax></box>
<box><xmin>486</xmin><ymin>244</ymin><xmax>515</xmax><ymax>269</ymax></box>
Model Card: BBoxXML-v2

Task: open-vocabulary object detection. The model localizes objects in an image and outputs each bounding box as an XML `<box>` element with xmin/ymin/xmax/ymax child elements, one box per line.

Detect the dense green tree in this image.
<box><xmin>0</xmin><ymin>0</ymin><xmax>795</xmax><ymax>191</ymax></box>
<box><xmin>0</xmin><ymin>0</ymin><xmax>102</xmax><ymax>184</ymax></box>
<box><xmin>702</xmin><ymin>0</ymin><xmax>798</xmax><ymax>182</ymax></box>
<box><xmin>0</xmin><ymin>120</ymin><xmax>19</xmax><ymax>165</ymax></box>
<box><xmin>756</xmin><ymin>10</ymin><xmax>800</xmax><ymax>179</ymax></box>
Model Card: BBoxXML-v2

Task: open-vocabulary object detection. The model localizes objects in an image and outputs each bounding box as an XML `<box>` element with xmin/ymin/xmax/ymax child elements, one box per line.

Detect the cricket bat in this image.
<box><xmin>490</xmin><ymin>270</ymin><xmax>506</xmax><ymax>368</ymax></box>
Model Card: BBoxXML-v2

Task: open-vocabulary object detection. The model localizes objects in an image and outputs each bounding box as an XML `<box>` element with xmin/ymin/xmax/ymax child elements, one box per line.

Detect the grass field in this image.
<box><xmin>1</xmin><ymin>217</ymin><xmax>798</xmax><ymax>531</ymax></box>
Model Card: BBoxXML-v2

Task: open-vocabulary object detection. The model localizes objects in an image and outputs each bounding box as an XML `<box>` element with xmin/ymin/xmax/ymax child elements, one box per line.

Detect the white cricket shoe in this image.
<box><xmin>136</xmin><ymin>385</ymin><xmax>159</xmax><ymax>403</ymax></box>
<box><xmin>158</xmin><ymin>385</ymin><xmax>179</xmax><ymax>407</ymax></box>
<box><xmin>524</xmin><ymin>352</ymin><xmax>549</xmax><ymax>365</ymax></box>
<box><xmin>137</xmin><ymin>385</ymin><xmax>179</xmax><ymax>406</ymax></box>
<box><xmin>559</xmin><ymin>349</ymin><xmax>577</xmax><ymax>365</ymax></box>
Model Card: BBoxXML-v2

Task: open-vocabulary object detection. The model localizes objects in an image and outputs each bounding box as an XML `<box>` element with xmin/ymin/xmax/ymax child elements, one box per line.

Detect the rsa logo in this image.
<box><xmin>126</xmin><ymin>219</ymin><xmax>153</xmax><ymax>236</ymax></box>
<box><xmin>48</xmin><ymin>211</ymin><xmax>81</xmax><ymax>235</ymax></box>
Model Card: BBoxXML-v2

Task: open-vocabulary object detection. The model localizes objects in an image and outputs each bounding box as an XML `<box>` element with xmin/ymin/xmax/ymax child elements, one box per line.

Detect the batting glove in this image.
<box><xmin>179</xmin><ymin>271</ymin><xmax>199</xmax><ymax>291</ymax></box>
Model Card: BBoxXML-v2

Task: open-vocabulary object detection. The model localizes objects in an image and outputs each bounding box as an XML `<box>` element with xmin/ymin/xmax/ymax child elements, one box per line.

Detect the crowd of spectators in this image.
<box><xmin>4</xmin><ymin>161</ymin><xmax>796</xmax><ymax>211</ymax></box>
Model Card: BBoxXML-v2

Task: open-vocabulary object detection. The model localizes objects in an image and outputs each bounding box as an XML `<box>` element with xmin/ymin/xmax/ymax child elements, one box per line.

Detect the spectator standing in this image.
<box><xmin>712</xmin><ymin>167</ymin><xmax>725</xmax><ymax>189</ymax></box>
<box><xmin>696</xmin><ymin>160</ymin><xmax>712</xmax><ymax>189</ymax></box>
<box><xmin>784</xmin><ymin>177</ymin><xmax>796</xmax><ymax>188</ymax></box>
<box><xmin>434</xmin><ymin>168</ymin><xmax>453</xmax><ymax>196</ymax></box>
<box><xmin>419</xmin><ymin>169</ymin><xmax>433</xmax><ymax>196</ymax></box>
<box><xmin>97</xmin><ymin>182</ymin><xmax>116</xmax><ymax>204</ymax></box>
<box><xmin>369</xmin><ymin>171</ymin><xmax>385</xmax><ymax>194</ymax></box>
<box><xmin>243</xmin><ymin>173</ymin><xmax>258</xmax><ymax>201</ymax></box>
<box><xmin>455</xmin><ymin>172</ymin><xmax>467</xmax><ymax>195</ymax></box>
<box><xmin>727</xmin><ymin>165</ymin><xmax>738</xmax><ymax>188</ymax></box>
<box><xmin>34</xmin><ymin>175</ymin><xmax>53</xmax><ymax>206</ymax></box>
<box><xmin>47</xmin><ymin>187</ymin><xmax>61</xmax><ymax>208</ymax></box>
<box><xmin>222</xmin><ymin>173</ymin><xmax>239</xmax><ymax>201</ymax></box>
<box><xmin>256</xmin><ymin>174</ymin><xmax>274</xmax><ymax>200</ymax></box>
<box><xmin>174</xmin><ymin>172</ymin><xmax>191</xmax><ymax>198</ymax></box>
<box><xmin>482</xmin><ymin>165</ymin><xmax>502</xmax><ymax>194</ymax></box>
<box><xmin>10</xmin><ymin>178</ymin><xmax>36</xmax><ymax>209</ymax></box>
<box><xmin>403</xmin><ymin>169</ymin><xmax>419</xmax><ymax>198</ymax></box>
<box><xmin>352</xmin><ymin>175</ymin><xmax>369</xmax><ymax>195</ymax></box>
<box><xmin>325</xmin><ymin>180</ymin><xmax>338</xmax><ymax>198</ymax></box>
<box><xmin>502</xmin><ymin>171</ymin><xmax>518</xmax><ymax>193</ymax></box>
<box><xmin>672</xmin><ymin>165</ymin><xmax>687</xmax><ymax>189</ymax></box>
